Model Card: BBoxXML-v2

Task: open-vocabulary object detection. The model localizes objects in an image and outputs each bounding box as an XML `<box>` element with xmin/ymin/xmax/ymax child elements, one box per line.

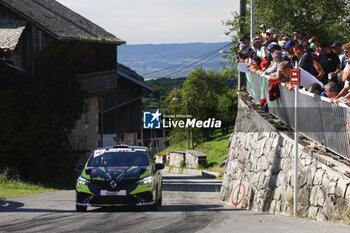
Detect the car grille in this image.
<box><xmin>90</xmin><ymin>191</ymin><xmax>154</xmax><ymax>205</ymax></box>
<box><xmin>89</xmin><ymin>180</ymin><xmax>138</xmax><ymax>194</ymax></box>
<box><xmin>91</xmin><ymin>195</ymin><xmax>139</xmax><ymax>205</ymax></box>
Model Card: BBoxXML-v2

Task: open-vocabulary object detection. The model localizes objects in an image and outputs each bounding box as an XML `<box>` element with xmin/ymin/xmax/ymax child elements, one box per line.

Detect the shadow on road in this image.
<box><xmin>162</xmin><ymin>183</ymin><xmax>221</xmax><ymax>192</ymax></box>
<box><xmin>162</xmin><ymin>175</ymin><xmax>222</xmax><ymax>192</ymax></box>
<box><xmin>89</xmin><ymin>204</ymin><xmax>243</xmax><ymax>213</ymax></box>
<box><xmin>0</xmin><ymin>200</ymin><xmax>75</xmax><ymax>213</ymax></box>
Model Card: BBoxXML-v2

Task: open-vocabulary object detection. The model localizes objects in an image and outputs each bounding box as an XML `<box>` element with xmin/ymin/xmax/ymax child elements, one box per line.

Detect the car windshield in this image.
<box><xmin>87</xmin><ymin>150</ymin><xmax>150</xmax><ymax>167</ymax></box>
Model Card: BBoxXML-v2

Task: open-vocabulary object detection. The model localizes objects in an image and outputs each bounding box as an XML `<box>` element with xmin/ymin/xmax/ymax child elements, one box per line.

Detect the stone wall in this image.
<box><xmin>221</xmin><ymin>93</ymin><xmax>350</xmax><ymax>223</ymax></box>
<box><xmin>185</xmin><ymin>150</ymin><xmax>207</xmax><ymax>168</ymax></box>
<box><xmin>169</xmin><ymin>151</ymin><xmax>186</xmax><ymax>167</ymax></box>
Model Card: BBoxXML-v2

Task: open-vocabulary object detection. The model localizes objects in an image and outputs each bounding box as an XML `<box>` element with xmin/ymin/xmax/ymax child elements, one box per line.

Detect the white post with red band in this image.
<box><xmin>291</xmin><ymin>63</ymin><xmax>300</xmax><ymax>216</ymax></box>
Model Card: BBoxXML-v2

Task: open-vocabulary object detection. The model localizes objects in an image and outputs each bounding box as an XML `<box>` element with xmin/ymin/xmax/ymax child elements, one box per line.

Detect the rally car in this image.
<box><xmin>75</xmin><ymin>145</ymin><xmax>164</xmax><ymax>212</ymax></box>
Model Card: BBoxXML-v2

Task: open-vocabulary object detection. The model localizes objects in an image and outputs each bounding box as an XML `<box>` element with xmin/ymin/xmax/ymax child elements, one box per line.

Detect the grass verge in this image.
<box><xmin>0</xmin><ymin>171</ymin><xmax>59</xmax><ymax>200</ymax></box>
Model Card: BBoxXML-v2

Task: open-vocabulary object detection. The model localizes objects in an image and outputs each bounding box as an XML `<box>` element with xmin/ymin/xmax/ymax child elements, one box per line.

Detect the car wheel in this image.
<box><xmin>76</xmin><ymin>205</ymin><xmax>87</xmax><ymax>212</ymax></box>
<box><xmin>157</xmin><ymin>192</ymin><xmax>162</xmax><ymax>206</ymax></box>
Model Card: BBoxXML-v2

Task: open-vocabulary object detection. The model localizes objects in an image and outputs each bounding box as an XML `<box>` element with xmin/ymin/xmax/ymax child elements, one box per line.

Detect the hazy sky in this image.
<box><xmin>57</xmin><ymin>0</ymin><xmax>239</xmax><ymax>44</ymax></box>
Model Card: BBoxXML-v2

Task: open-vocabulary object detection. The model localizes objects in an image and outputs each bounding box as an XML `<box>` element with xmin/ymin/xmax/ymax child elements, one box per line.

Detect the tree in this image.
<box><xmin>165</xmin><ymin>68</ymin><xmax>237</xmax><ymax>144</ymax></box>
<box><xmin>225</xmin><ymin>0</ymin><xmax>350</xmax><ymax>44</ymax></box>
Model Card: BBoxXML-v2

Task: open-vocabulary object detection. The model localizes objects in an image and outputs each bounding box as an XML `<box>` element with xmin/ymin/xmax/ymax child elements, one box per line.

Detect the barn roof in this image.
<box><xmin>0</xmin><ymin>0</ymin><xmax>125</xmax><ymax>45</ymax></box>
<box><xmin>0</xmin><ymin>20</ymin><xmax>26</xmax><ymax>51</ymax></box>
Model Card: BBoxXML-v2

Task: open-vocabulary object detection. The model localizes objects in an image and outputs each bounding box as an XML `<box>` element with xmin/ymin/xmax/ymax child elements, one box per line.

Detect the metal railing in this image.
<box><xmin>240</xmin><ymin>66</ymin><xmax>350</xmax><ymax>160</ymax></box>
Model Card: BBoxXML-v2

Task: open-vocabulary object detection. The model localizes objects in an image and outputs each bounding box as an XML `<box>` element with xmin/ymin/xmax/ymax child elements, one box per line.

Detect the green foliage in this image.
<box><xmin>143</xmin><ymin>78</ymin><xmax>186</xmax><ymax>111</ymax></box>
<box><xmin>180</xmin><ymin>160</ymin><xmax>186</xmax><ymax>169</ymax></box>
<box><xmin>225</xmin><ymin>0</ymin><xmax>350</xmax><ymax>44</ymax></box>
<box><xmin>0</xmin><ymin>68</ymin><xmax>83</xmax><ymax>183</ymax></box>
<box><xmin>163</xmin><ymin>68</ymin><xmax>238</xmax><ymax>146</ymax></box>
<box><xmin>217</xmin><ymin>89</ymin><xmax>238</xmax><ymax>134</ymax></box>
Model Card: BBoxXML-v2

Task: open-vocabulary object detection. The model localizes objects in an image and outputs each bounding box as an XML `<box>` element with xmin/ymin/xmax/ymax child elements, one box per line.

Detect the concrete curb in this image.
<box><xmin>162</xmin><ymin>166</ymin><xmax>220</xmax><ymax>178</ymax></box>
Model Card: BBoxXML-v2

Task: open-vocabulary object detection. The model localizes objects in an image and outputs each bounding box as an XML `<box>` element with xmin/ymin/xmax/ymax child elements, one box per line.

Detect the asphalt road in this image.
<box><xmin>1</xmin><ymin>173</ymin><xmax>350</xmax><ymax>233</ymax></box>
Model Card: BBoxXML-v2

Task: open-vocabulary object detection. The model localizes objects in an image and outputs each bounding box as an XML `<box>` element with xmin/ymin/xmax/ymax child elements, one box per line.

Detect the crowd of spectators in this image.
<box><xmin>238</xmin><ymin>24</ymin><xmax>350</xmax><ymax>105</ymax></box>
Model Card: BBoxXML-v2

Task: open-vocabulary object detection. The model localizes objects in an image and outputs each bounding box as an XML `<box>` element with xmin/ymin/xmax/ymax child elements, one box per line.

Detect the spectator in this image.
<box><xmin>282</xmin><ymin>36</ymin><xmax>290</xmax><ymax>41</ymax></box>
<box><xmin>309</xmin><ymin>49</ymin><xmax>325</xmax><ymax>82</ymax></box>
<box><xmin>293</xmin><ymin>31</ymin><xmax>300</xmax><ymax>41</ymax></box>
<box><xmin>264</xmin><ymin>43</ymin><xmax>281</xmax><ymax>70</ymax></box>
<box><xmin>260</xmin><ymin>24</ymin><xmax>267</xmax><ymax>42</ymax></box>
<box><xmin>239</xmin><ymin>48</ymin><xmax>255</xmax><ymax>64</ymax></box>
<box><xmin>329</xmin><ymin>43</ymin><xmax>350</xmax><ymax>102</ymax></box>
<box><xmin>252</xmin><ymin>38</ymin><xmax>269</xmax><ymax>61</ymax></box>
<box><xmin>283</xmin><ymin>41</ymin><xmax>297</xmax><ymax>63</ymax></box>
<box><xmin>265</xmin><ymin>51</ymin><xmax>283</xmax><ymax>75</ymax></box>
<box><xmin>331</xmin><ymin>42</ymin><xmax>344</xmax><ymax>58</ymax></box>
<box><xmin>319</xmin><ymin>42</ymin><xmax>341</xmax><ymax>86</ymax></box>
<box><xmin>308</xmin><ymin>36</ymin><xmax>320</xmax><ymax>52</ymax></box>
<box><xmin>238</xmin><ymin>36</ymin><xmax>251</xmax><ymax>59</ymax></box>
<box><xmin>341</xmin><ymin>43</ymin><xmax>350</xmax><ymax>83</ymax></box>
<box><xmin>248</xmin><ymin>56</ymin><xmax>262</xmax><ymax>73</ymax></box>
<box><xmin>309</xmin><ymin>83</ymin><xmax>324</xmax><ymax>95</ymax></box>
<box><xmin>321</xmin><ymin>82</ymin><xmax>339</xmax><ymax>98</ymax></box>
<box><xmin>279</xmin><ymin>61</ymin><xmax>324</xmax><ymax>90</ymax></box>
<box><xmin>266</xmin><ymin>29</ymin><xmax>274</xmax><ymax>41</ymax></box>
<box><xmin>294</xmin><ymin>43</ymin><xmax>314</xmax><ymax>74</ymax></box>
<box><xmin>299</xmin><ymin>32</ymin><xmax>307</xmax><ymax>46</ymax></box>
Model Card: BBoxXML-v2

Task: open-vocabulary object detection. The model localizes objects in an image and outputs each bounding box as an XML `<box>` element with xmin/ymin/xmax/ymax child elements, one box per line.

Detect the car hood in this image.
<box><xmin>83</xmin><ymin>166</ymin><xmax>151</xmax><ymax>182</ymax></box>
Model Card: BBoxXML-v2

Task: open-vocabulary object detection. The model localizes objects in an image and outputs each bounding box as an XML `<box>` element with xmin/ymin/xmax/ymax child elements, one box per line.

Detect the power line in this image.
<box><xmin>141</xmin><ymin>42</ymin><xmax>233</xmax><ymax>78</ymax></box>
<box><xmin>163</xmin><ymin>48</ymin><xmax>224</xmax><ymax>78</ymax></box>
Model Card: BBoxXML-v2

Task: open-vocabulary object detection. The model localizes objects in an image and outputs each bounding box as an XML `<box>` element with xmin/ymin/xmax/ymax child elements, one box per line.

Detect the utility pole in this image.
<box><xmin>186</xmin><ymin>97</ymin><xmax>189</xmax><ymax>150</ymax></box>
<box><xmin>240</xmin><ymin>0</ymin><xmax>247</xmax><ymax>36</ymax></box>
<box><xmin>250</xmin><ymin>0</ymin><xmax>254</xmax><ymax>41</ymax></box>
<box><xmin>238</xmin><ymin>0</ymin><xmax>247</xmax><ymax>91</ymax></box>
<box><xmin>99</xmin><ymin>98</ymin><xmax>104</xmax><ymax>147</ymax></box>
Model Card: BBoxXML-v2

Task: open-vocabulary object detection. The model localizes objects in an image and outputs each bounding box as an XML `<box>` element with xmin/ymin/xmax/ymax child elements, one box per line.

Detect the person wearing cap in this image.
<box><xmin>238</xmin><ymin>36</ymin><xmax>251</xmax><ymax>59</ymax></box>
<box><xmin>239</xmin><ymin>47</ymin><xmax>255</xmax><ymax>64</ymax></box>
<box><xmin>252</xmin><ymin>38</ymin><xmax>269</xmax><ymax>61</ymax></box>
<box><xmin>260</xmin><ymin>24</ymin><xmax>267</xmax><ymax>42</ymax></box>
<box><xmin>293</xmin><ymin>31</ymin><xmax>300</xmax><ymax>41</ymax></box>
<box><xmin>283</xmin><ymin>41</ymin><xmax>298</xmax><ymax>63</ymax></box>
<box><xmin>331</xmin><ymin>42</ymin><xmax>346</xmax><ymax>70</ymax></box>
<box><xmin>319</xmin><ymin>42</ymin><xmax>341</xmax><ymax>86</ymax></box>
<box><xmin>266</xmin><ymin>29</ymin><xmax>274</xmax><ymax>41</ymax></box>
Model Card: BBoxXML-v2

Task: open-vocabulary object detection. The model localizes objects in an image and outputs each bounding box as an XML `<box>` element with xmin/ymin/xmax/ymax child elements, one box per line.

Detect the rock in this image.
<box><xmin>335</xmin><ymin>178</ymin><xmax>350</xmax><ymax>197</ymax></box>
<box><xmin>313</xmin><ymin>169</ymin><xmax>324</xmax><ymax>185</ymax></box>
<box><xmin>308</xmin><ymin>206</ymin><xmax>319</xmax><ymax>219</ymax></box>
<box><xmin>298</xmin><ymin>186</ymin><xmax>310</xmax><ymax>206</ymax></box>
<box><xmin>316</xmin><ymin>188</ymin><xmax>326</xmax><ymax>207</ymax></box>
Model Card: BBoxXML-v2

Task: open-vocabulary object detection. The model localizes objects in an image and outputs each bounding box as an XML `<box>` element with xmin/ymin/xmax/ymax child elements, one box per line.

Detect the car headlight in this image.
<box><xmin>77</xmin><ymin>176</ymin><xmax>90</xmax><ymax>188</ymax></box>
<box><xmin>137</xmin><ymin>174</ymin><xmax>153</xmax><ymax>186</ymax></box>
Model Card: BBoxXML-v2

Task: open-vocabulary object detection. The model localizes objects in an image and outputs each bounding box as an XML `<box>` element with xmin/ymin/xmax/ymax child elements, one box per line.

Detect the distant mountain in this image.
<box><xmin>118</xmin><ymin>42</ymin><xmax>232</xmax><ymax>80</ymax></box>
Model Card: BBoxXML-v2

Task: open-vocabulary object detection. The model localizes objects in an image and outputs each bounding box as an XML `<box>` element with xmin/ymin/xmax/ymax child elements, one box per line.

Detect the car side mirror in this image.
<box><xmin>155</xmin><ymin>163</ymin><xmax>165</xmax><ymax>171</ymax></box>
<box><xmin>75</xmin><ymin>163</ymin><xmax>84</xmax><ymax>171</ymax></box>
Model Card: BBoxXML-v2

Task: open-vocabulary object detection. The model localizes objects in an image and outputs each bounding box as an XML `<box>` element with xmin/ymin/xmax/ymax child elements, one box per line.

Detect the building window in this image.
<box><xmin>84</xmin><ymin>103</ymin><xmax>90</xmax><ymax>125</ymax></box>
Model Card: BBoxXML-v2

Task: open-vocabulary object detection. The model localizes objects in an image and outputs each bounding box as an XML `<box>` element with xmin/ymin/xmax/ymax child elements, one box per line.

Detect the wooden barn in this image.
<box><xmin>0</xmin><ymin>0</ymin><xmax>153</xmax><ymax>157</ymax></box>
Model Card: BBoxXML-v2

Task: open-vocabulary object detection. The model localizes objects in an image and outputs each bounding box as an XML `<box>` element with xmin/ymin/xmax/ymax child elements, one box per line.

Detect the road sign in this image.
<box><xmin>290</xmin><ymin>68</ymin><xmax>300</xmax><ymax>84</ymax></box>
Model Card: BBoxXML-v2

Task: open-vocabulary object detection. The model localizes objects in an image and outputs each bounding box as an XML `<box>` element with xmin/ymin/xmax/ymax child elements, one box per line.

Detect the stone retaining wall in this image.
<box><xmin>220</xmin><ymin>93</ymin><xmax>350</xmax><ymax>223</ymax></box>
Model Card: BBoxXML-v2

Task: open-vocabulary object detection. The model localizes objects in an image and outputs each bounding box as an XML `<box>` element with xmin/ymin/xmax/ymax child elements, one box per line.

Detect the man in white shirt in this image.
<box><xmin>252</xmin><ymin>38</ymin><xmax>269</xmax><ymax>61</ymax></box>
<box><xmin>279</xmin><ymin>61</ymin><xmax>324</xmax><ymax>90</ymax></box>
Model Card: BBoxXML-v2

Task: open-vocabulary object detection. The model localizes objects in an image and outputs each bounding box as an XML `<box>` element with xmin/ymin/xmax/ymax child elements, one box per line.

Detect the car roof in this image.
<box><xmin>94</xmin><ymin>145</ymin><xmax>148</xmax><ymax>152</ymax></box>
